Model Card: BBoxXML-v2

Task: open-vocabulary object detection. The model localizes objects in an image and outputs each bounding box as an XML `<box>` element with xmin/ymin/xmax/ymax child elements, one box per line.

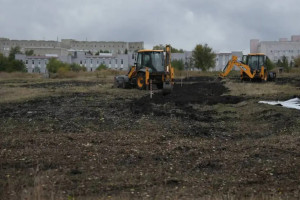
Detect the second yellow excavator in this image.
<box><xmin>220</xmin><ymin>53</ymin><xmax>276</xmax><ymax>81</ymax></box>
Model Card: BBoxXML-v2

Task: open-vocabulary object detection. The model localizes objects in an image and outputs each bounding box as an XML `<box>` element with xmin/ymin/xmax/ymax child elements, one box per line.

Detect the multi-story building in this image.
<box><xmin>0</xmin><ymin>37</ymin><xmax>143</xmax><ymax>57</ymax></box>
<box><xmin>15</xmin><ymin>54</ymin><xmax>55</xmax><ymax>73</ymax></box>
<box><xmin>15</xmin><ymin>51</ymin><xmax>135</xmax><ymax>73</ymax></box>
<box><xmin>250</xmin><ymin>35</ymin><xmax>300</xmax><ymax>63</ymax></box>
<box><xmin>11</xmin><ymin>38</ymin><xmax>243</xmax><ymax>73</ymax></box>
<box><xmin>70</xmin><ymin>51</ymin><xmax>133</xmax><ymax>71</ymax></box>
<box><xmin>61</xmin><ymin>39</ymin><xmax>143</xmax><ymax>54</ymax></box>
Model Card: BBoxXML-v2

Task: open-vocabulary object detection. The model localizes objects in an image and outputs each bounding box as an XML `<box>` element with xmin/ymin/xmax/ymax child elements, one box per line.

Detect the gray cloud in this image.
<box><xmin>1</xmin><ymin>0</ymin><xmax>300</xmax><ymax>52</ymax></box>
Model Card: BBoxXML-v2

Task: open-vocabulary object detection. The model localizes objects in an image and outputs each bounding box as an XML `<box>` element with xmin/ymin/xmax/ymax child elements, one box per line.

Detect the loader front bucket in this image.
<box><xmin>162</xmin><ymin>82</ymin><xmax>173</xmax><ymax>95</ymax></box>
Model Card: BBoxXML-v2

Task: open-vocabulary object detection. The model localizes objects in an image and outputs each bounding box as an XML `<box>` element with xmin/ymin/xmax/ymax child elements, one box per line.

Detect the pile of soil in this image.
<box><xmin>131</xmin><ymin>79</ymin><xmax>243</xmax><ymax>115</ymax></box>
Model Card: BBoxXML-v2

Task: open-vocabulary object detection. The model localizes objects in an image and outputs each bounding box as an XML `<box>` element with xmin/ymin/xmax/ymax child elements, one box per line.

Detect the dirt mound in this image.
<box><xmin>131</xmin><ymin>80</ymin><xmax>243</xmax><ymax>116</ymax></box>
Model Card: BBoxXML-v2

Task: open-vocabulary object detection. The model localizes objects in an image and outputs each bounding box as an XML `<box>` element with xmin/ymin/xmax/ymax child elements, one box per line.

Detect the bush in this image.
<box><xmin>265</xmin><ymin>57</ymin><xmax>275</xmax><ymax>70</ymax></box>
<box><xmin>294</xmin><ymin>55</ymin><xmax>300</xmax><ymax>68</ymax></box>
<box><xmin>96</xmin><ymin>64</ymin><xmax>107</xmax><ymax>71</ymax></box>
<box><xmin>70</xmin><ymin>63</ymin><xmax>86</xmax><ymax>72</ymax></box>
<box><xmin>171</xmin><ymin>59</ymin><xmax>184</xmax><ymax>71</ymax></box>
<box><xmin>47</xmin><ymin>58</ymin><xmax>87</xmax><ymax>75</ymax></box>
<box><xmin>0</xmin><ymin>53</ymin><xmax>26</xmax><ymax>72</ymax></box>
<box><xmin>47</xmin><ymin>58</ymin><xmax>64</xmax><ymax>73</ymax></box>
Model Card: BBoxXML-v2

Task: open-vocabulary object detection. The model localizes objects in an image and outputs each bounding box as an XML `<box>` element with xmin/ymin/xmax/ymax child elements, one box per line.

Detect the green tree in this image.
<box><xmin>281</xmin><ymin>56</ymin><xmax>290</xmax><ymax>72</ymax></box>
<box><xmin>8</xmin><ymin>46</ymin><xmax>22</xmax><ymax>61</ymax></box>
<box><xmin>46</xmin><ymin>58</ymin><xmax>69</xmax><ymax>73</ymax></box>
<box><xmin>171</xmin><ymin>48</ymin><xmax>184</xmax><ymax>53</ymax></box>
<box><xmin>294</xmin><ymin>55</ymin><xmax>300</xmax><ymax>68</ymax></box>
<box><xmin>99</xmin><ymin>50</ymin><xmax>110</xmax><ymax>53</ymax></box>
<box><xmin>153</xmin><ymin>44</ymin><xmax>165</xmax><ymax>50</ymax></box>
<box><xmin>153</xmin><ymin>44</ymin><xmax>184</xmax><ymax>53</ymax></box>
<box><xmin>192</xmin><ymin>44</ymin><xmax>216</xmax><ymax>71</ymax></box>
<box><xmin>265</xmin><ymin>57</ymin><xmax>275</xmax><ymax>70</ymax></box>
<box><xmin>25</xmin><ymin>49</ymin><xmax>34</xmax><ymax>56</ymax></box>
<box><xmin>171</xmin><ymin>59</ymin><xmax>184</xmax><ymax>71</ymax></box>
<box><xmin>276</xmin><ymin>59</ymin><xmax>282</xmax><ymax>68</ymax></box>
<box><xmin>96</xmin><ymin>63</ymin><xmax>107</xmax><ymax>71</ymax></box>
<box><xmin>0</xmin><ymin>52</ymin><xmax>26</xmax><ymax>72</ymax></box>
<box><xmin>10</xmin><ymin>60</ymin><xmax>26</xmax><ymax>72</ymax></box>
<box><xmin>0</xmin><ymin>53</ymin><xmax>9</xmax><ymax>71</ymax></box>
<box><xmin>69</xmin><ymin>63</ymin><xmax>86</xmax><ymax>72</ymax></box>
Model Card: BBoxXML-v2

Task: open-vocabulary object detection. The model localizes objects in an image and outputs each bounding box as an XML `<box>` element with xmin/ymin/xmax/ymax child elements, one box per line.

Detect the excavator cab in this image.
<box><xmin>136</xmin><ymin>50</ymin><xmax>165</xmax><ymax>72</ymax></box>
<box><xmin>245</xmin><ymin>54</ymin><xmax>266</xmax><ymax>72</ymax></box>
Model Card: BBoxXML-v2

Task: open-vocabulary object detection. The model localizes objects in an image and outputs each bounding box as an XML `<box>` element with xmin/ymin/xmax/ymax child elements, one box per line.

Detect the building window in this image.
<box><xmin>115</xmin><ymin>59</ymin><xmax>117</xmax><ymax>64</ymax></box>
<box><xmin>121</xmin><ymin>59</ymin><xmax>123</xmax><ymax>64</ymax></box>
<box><xmin>25</xmin><ymin>60</ymin><xmax>28</xmax><ymax>64</ymax></box>
<box><xmin>32</xmin><ymin>60</ymin><xmax>34</xmax><ymax>64</ymax></box>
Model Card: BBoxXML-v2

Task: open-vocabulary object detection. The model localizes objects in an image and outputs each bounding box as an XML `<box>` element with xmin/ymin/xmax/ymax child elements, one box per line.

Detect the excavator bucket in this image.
<box><xmin>162</xmin><ymin>82</ymin><xmax>173</xmax><ymax>95</ymax></box>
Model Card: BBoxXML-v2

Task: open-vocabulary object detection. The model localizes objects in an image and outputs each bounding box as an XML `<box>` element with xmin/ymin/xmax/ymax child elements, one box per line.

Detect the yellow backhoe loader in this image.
<box><xmin>220</xmin><ymin>53</ymin><xmax>276</xmax><ymax>81</ymax></box>
<box><xmin>114</xmin><ymin>45</ymin><xmax>174</xmax><ymax>93</ymax></box>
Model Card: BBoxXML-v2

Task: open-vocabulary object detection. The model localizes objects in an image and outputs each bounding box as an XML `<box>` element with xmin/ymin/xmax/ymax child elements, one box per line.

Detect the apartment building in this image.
<box><xmin>0</xmin><ymin>37</ymin><xmax>143</xmax><ymax>57</ymax></box>
<box><xmin>250</xmin><ymin>35</ymin><xmax>300</xmax><ymax>62</ymax></box>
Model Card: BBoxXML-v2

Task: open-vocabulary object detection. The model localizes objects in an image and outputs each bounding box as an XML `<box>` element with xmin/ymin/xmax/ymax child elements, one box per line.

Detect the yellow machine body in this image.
<box><xmin>220</xmin><ymin>54</ymin><xmax>276</xmax><ymax>81</ymax></box>
<box><xmin>117</xmin><ymin>45</ymin><xmax>174</xmax><ymax>92</ymax></box>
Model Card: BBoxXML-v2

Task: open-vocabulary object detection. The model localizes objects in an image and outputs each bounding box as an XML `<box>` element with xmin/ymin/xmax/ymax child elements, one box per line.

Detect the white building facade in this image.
<box><xmin>0</xmin><ymin>37</ymin><xmax>143</xmax><ymax>57</ymax></box>
<box><xmin>250</xmin><ymin>35</ymin><xmax>300</xmax><ymax>63</ymax></box>
<box><xmin>15</xmin><ymin>51</ymin><xmax>135</xmax><ymax>73</ymax></box>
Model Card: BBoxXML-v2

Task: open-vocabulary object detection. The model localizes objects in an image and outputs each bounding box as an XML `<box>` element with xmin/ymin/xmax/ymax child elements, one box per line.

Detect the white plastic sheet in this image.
<box><xmin>259</xmin><ymin>98</ymin><xmax>300</xmax><ymax>110</ymax></box>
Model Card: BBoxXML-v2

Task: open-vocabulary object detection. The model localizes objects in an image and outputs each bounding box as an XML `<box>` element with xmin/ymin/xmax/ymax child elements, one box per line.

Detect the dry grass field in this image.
<box><xmin>0</xmin><ymin>70</ymin><xmax>300</xmax><ymax>199</ymax></box>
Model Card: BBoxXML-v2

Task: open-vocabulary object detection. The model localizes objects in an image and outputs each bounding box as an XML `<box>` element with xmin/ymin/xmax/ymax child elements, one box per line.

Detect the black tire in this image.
<box><xmin>156</xmin><ymin>83</ymin><xmax>163</xmax><ymax>89</ymax></box>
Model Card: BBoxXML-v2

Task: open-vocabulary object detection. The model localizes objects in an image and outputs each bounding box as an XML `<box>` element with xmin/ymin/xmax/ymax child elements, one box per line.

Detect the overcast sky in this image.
<box><xmin>1</xmin><ymin>0</ymin><xmax>300</xmax><ymax>53</ymax></box>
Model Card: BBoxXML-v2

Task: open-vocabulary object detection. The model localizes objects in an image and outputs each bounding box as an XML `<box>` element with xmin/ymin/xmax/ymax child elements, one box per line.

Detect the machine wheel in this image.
<box><xmin>156</xmin><ymin>83</ymin><xmax>163</xmax><ymax>89</ymax></box>
<box><xmin>121</xmin><ymin>79</ymin><xmax>126</xmax><ymax>88</ymax></box>
<box><xmin>136</xmin><ymin>73</ymin><xmax>146</xmax><ymax>90</ymax></box>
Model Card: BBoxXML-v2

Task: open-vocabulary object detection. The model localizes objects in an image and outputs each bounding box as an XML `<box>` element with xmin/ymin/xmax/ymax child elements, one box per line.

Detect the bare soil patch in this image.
<box><xmin>1</xmin><ymin>76</ymin><xmax>300</xmax><ymax>199</ymax></box>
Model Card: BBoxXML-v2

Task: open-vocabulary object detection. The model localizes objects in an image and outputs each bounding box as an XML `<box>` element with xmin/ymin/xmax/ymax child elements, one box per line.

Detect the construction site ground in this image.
<box><xmin>0</xmin><ymin>72</ymin><xmax>300</xmax><ymax>199</ymax></box>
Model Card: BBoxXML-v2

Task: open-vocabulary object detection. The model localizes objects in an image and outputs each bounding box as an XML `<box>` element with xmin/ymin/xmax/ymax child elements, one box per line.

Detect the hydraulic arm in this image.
<box><xmin>220</xmin><ymin>55</ymin><xmax>256</xmax><ymax>79</ymax></box>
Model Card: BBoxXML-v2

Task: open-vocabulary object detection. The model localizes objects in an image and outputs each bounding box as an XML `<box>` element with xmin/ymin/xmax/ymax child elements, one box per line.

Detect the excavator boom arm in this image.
<box><xmin>220</xmin><ymin>55</ymin><xmax>255</xmax><ymax>78</ymax></box>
